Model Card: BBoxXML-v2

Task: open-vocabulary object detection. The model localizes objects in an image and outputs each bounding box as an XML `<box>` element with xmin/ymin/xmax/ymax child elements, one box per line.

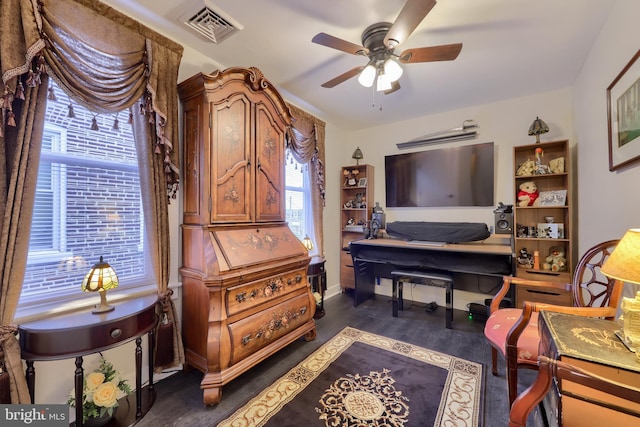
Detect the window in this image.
<box><xmin>19</xmin><ymin>86</ymin><xmax>153</xmax><ymax>311</ymax></box>
<box><xmin>285</xmin><ymin>155</ymin><xmax>315</xmax><ymax>253</ymax></box>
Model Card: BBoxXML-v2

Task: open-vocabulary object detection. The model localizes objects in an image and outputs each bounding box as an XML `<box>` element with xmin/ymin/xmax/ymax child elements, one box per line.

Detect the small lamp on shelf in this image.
<box><xmin>81</xmin><ymin>256</ymin><xmax>119</xmax><ymax>314</ymax></box>
<box><xmin>601</xmin><ymin>229</ymin><xmax>640</xmax><ymax>351</ymax></box>
<box><xmin>352</xmin><ymin>147</ymin><xmax>363</xmax><ymax>165</ymax></box>
<box><xmin>528</xmin><ymin>116</ymin><xmax>549</xmax><ymax>143</ymax></box>
<box><xmin>302</xmin><ymin>235</ymin><xmax>314</xmax><ymax>251</ymax></box>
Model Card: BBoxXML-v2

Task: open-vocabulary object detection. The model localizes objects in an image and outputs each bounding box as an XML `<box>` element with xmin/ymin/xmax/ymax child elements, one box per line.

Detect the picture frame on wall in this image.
<box><xmin>607</xmin><ymin>49</ymin><xmax>640</xmax><ymax>171</ymax></box>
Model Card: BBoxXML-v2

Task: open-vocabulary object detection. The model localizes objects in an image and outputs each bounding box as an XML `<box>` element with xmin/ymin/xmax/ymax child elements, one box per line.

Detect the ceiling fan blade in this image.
<box><xmin>398</xmin><ymin>43</ymin><xmax>462</xmax><ymax>63</ymax></box>
<box><xmin>312</xmin><ymin>32</ymin><xmax>368</xmax><ymax>56</ymax></box>
<box><xmin>321</xmin><ymin>66</ymin><xmax>365</xmax><ymax>88</ymax></box>
<box><xmin>384</xmin><ymin>0</ymin><xmax>437</xmax><ymax>48</ymax></box>
<box><xmin>384</xmin><ymin>81</ymin><xmax>401</xmax><ymax>95</ymax></box>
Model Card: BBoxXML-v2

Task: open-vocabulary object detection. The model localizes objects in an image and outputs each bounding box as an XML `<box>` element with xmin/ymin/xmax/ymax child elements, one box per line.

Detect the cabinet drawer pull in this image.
<box><xmin>110</xmin><ymin>328</ymin><xmax>122</xmax><ymax>339</ymax></box>
<box><xmin>241</xmin><ymin>334</ymin><xmax>252</xmax><ymax>345</ymax></box>
<box><xmin>295</xmin><ymin>274</ymin><xmax>302</xmax><ymax>283</ymax></box>
<box><xmin>236</xmin><ymin>292</ymin><xmax>246</xmax><ymax>302</ymax></box>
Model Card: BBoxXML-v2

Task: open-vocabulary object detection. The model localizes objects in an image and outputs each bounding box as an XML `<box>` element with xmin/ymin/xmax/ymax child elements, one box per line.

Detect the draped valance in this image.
<box><xmin>1</xmin><ymin>0</ymin><xmax>183</xmax><ymax>196</ymax></box>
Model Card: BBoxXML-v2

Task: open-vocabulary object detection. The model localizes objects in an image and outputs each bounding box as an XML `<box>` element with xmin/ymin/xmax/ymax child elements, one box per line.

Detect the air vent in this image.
<box><xmin>181</xmin><ymin>4</ymin><xmax>242</xmax><ymax>44</ymax></box>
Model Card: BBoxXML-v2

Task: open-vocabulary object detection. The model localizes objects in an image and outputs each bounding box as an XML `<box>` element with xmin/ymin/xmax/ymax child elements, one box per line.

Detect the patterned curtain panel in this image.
<box><xmin>286</xmin><ymin>103</ymin><xmax>326</xmax><ymax>253</ymax></box>
<box><xmin>0</xmin><ymin>0</ymin><xmax>184</xmax><ymax>402</ymax></box>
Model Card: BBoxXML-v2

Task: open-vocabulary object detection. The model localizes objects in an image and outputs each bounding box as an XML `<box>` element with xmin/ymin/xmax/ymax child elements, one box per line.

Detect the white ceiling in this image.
<box><xmin>100</xmin><ymin>0</ymin><xmax>615</xmax><ymax>131</ymax></box>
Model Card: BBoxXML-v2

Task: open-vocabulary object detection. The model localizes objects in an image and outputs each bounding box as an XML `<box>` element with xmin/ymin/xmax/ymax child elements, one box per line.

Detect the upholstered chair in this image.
<box><xmin>484</xmin><ymin>240</ymin><xmax>623</xmax><ymax>405</ymax></box>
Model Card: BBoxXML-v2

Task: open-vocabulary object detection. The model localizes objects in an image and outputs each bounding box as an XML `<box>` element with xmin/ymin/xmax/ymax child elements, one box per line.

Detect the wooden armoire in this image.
<box><xmin>178</xmin><ymin>67</ymin><xmax>316</xmax><ymax>405</ymax></box>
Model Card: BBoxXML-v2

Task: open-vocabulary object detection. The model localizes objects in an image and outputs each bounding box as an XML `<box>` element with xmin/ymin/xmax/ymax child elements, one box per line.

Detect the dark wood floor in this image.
<box><xmin>135</xmin><ymin>292</ymin><xmax>536</xmax><ymax>426</ymax></box>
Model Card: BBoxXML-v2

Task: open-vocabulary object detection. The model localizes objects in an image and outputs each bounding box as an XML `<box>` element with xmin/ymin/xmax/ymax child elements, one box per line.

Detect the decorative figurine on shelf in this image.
<box><xmin>534</xmin><ymin>147</ymin><xmax>550</xmax><ymax>174</ymax></box>
<box><xmin>543</xmin><ymin>246</ymin><xmax>567</xmax><ymax>272</ymax></box>
<box><xmin>549</xmin><ymin>157</ymin><xmax>565</xmax><ymax>174</ymax></box>
<box><xmin>516</xmin><ymin>159</ymin><xmax>535</xmax><ymax>176</ymax></box>
<box><xmin>343</xmin><ymin>169</ymin><xmax>359</xmax><ymax>186</ymax></box>
<box><xmin>517</xmin><ymin>248</ymin><xmax>534</xmax><ymax>268</ymax></box>
<box><xmin>517</xmin><ymin>181</ymin><xmax>540</xmax><ymax>207</ymax></box>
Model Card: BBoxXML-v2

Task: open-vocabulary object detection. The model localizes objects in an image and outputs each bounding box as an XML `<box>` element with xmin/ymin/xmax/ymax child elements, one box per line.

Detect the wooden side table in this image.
<box><xmin>18</xmin><ymin>294</ymin><xmax>159</xmax><ymax>427</ymax></box>
<box><xmin>307</xmin><ymin>256</ymin><xmax>326</xmax><ymax>319</ymax></box>
<box><xmin>538</xmin><ymin>310</ymin><xmax>640</xmax><ymax>427</ymax></box>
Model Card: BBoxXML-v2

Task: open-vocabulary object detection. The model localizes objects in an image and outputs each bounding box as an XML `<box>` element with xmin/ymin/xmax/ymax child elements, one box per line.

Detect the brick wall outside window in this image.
<box><xmin>20</xmin><ymin>88</ymin><xmax>152</xmax><ymax>305</ymax></box>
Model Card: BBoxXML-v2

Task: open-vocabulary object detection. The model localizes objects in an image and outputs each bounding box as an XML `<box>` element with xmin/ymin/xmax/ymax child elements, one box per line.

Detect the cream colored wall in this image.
<box><xmin>572</xmin><ymin>0</ymin><xmax>640</xmax><ymax>302</ymax></box>
<box><xmin>324</xmin><ymin>88</ymin><xmax>575</xmax><ymax>308</ymax></box>
<box><xmin>573</xmin><ymin>0</ymin><xmax>640</xmax><ymax>251</ymax></box>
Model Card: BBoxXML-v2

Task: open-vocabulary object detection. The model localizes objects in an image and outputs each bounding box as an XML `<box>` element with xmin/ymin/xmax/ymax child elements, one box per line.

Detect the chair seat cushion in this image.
<box><xmin>484</xmin><ymin>308</ymin><xmax>540</xmax><ymax>362</ymax></box>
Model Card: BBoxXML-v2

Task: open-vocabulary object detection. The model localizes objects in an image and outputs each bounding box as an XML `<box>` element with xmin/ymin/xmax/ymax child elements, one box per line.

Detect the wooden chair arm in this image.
<box><xmin>506</xmin><ymin>302</ymin><xmax>618</xmax><ymax>354</ymax></box>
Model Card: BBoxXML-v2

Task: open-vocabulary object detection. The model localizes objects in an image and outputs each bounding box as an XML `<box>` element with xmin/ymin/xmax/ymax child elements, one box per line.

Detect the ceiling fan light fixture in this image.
<box><xmin>358</xmin><ymin>64</ymin><xmax>377</xmax><ymax>87</ymax></box>
<box><xmin>376</xmin><ymin>73</ymin><xmax>392</xmax><ymax>92</ymax></box>
<box><xmin>383</xmin><ymin>57</ymin><xmax>403</xmax><ymax>82</ymax></box>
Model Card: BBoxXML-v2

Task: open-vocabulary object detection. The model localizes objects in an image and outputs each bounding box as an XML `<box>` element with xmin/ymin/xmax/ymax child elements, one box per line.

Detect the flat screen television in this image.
<box><xmin>385</xmin><ymin>142</ymin><xmax>494</xmax><ymax>207</ymax></box>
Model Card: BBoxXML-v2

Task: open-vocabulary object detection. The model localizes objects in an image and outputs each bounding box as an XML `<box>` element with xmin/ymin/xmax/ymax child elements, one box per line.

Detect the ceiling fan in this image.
<box><xmin>312</xmin><ymin>0</ymin><xmax>462</xmax><ymax>94</ymax></box>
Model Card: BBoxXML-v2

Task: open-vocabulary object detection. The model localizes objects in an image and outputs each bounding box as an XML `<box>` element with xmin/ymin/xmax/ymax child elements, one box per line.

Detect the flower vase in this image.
<box><xmin>83</xmin><ymin>409</ymin><xmax>115</xmax><ymax>427</ymax></box>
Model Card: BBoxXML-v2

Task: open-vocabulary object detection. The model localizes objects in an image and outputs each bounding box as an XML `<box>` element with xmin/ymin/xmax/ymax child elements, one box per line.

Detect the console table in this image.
<box><xmin>18</xmin><ymin>294</ymin><xmax>159</xmax><ymax>427</ymax></box>
<box><xmin>308</xmin><ymin>256</ymin><xmax>326</xmax><ymax>319</ymax></box>
<box><xmin>538</xmin><ymin>311</ymin><xmax>640</xmax><ymax>426</ymax></box>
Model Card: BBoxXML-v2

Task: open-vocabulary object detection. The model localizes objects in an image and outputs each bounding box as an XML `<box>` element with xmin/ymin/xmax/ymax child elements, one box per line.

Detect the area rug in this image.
<box><xmin>218</xmin><ymin>327</ymin><xmax>484</xmax><ymax>426</ymax></box>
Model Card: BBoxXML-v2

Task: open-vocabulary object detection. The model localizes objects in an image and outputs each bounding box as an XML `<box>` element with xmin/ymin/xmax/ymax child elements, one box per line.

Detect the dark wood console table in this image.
<box><xmin>307</xmin><ymin>256</ymin><xmax>326</xmax><ymax>319</ymax></box>
<box><xmin>349</xmin><ymin>235</ymin><xmax>514</xmax><ymax>307</ymax></box>
<box><xmin>18</xmin><ymin>294</ymin><xmax>159</xmax><ymax>427</ymax></box>
<box><xmin>538</xmin><ymin>311</ymin><xmax>640</xmax><ymax>426</ymax></box>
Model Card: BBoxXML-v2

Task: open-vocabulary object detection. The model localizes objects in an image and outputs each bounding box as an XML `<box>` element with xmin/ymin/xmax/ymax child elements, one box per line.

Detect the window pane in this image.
<box><xmin>20</xmin><ymin>86</ymin><xmax>152</xmax><ymax>307</ymax></box>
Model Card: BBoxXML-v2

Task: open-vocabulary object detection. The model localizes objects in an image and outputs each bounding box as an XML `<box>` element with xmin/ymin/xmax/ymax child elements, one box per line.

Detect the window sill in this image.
<box><xmin>14</xmin><ymin>282</ymin><xmax>182</xmax><ymax>324</ymax></box>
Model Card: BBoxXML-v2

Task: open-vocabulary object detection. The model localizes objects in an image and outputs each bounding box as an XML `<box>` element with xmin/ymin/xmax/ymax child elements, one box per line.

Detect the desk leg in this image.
<box><xmin>445</xmin><ymin>283</ymin><xmax>453</xmax><ymax>329</ymax></box>
<box><xmin>148</xmin><ymin>327</ymin><xmax>155</xmax><ymax>391</ymax></box>
<box><xmin>74</xmin><ymin>356</ymin><xmax>83</xmax><ymax>427</ymax></box>
<box><xmin>25</xmin><ymin>360</ymin><xmax>35</xmax><ymax>404</ymax></box>
<box><xmin>392</xmin><ymin>279</ymin><xmax>398</xmax><ymax>317</ymax></box>
<box><xmin>135</xmin><ymin>337</ymin><xmax>142</xmax><ymax>418</ymax></box>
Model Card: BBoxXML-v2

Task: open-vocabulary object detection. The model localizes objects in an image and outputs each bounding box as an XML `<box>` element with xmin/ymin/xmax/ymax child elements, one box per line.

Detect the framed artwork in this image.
<box><xmin>358</xmin><ymin>177</ymin><xmax>367</xmax><ymax>187</ymax></box>
<box><xmin>538</xmin><ymin>190</ymin><xmax>567</xmax><ymax>207</ymax></box>
<box><xmin>607</xmin><ymin>49</ymin><xmax>640</xmax><ymax>171</ymax></box>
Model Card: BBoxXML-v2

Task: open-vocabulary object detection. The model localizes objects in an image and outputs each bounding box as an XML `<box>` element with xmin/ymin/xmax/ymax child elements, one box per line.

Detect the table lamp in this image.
<box><xmin>352</xmin><ymin>147</ymin><xmax>363</xmax><ymax>165</ymax></box>
<box><xmin>302</xmin><ymin>235</ymin><xmax>314</xmax><ymax>251</ymax></box>
<box><xmin>528</xmin><ymin>116</ymin><xmax>549</xmax><ymax>143</ymax></box>
<box><xmin>82</xmin><ymin>256</ymin><xmax>119</xmax><ymax>314</ymax></box>
<box><xmin>601</xmin><ymin>228</ymin><xmax>640</xmax><ymax>350</ymax></box>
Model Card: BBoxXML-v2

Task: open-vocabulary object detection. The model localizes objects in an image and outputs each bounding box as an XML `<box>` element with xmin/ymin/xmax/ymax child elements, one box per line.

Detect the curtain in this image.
<box><xmin>286</xmin><ymin>104</ymin><xmax>326</xmax><ymax>254</ymax></box>
<box><xmin>0</xmin><ymin>0</ymin><xmax>184</xmax><ymax>402</ymax></box>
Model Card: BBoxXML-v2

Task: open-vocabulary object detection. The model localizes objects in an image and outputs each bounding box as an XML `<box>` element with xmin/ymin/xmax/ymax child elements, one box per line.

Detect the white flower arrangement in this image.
<box><xmin>67</xmin><ymin>357</ymin><xmax>131</xmax><ymax>423</ymax></box>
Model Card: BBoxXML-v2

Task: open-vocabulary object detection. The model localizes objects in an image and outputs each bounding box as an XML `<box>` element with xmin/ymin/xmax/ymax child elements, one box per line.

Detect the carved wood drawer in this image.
<box><xmin>226</xmin><ymin>268</ymin><xmax>307</xmax><ymax>316</ymax></box>
<box><xmin>227</xmin><ymin>292</ymin><xmax>312</xmax><ymax>363</ymax></box>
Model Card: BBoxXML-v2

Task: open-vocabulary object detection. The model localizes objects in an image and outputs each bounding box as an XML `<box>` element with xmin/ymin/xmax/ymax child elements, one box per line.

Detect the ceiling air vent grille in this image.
<box><xmin>183</xmin><ymin>6</ymin><xmax>240</xmax><ymax>44</ymax></box>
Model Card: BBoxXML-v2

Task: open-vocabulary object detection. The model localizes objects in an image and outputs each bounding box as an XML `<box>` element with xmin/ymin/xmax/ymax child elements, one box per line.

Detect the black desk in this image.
<box><xmin>349</xmin><ymin>236</ymin><xmax>513</xmax><ymax>307</ymax></box>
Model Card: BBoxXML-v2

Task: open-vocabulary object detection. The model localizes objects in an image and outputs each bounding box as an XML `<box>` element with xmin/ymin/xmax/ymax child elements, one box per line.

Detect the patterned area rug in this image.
<box><xmin>218</xmin><ymin>327</ymin><xmax>484</xmax><ymax>426</ymax></box>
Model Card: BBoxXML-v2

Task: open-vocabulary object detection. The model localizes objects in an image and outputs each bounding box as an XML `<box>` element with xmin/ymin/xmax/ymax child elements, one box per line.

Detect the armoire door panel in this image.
<box><xmin>211</xmin><ymin>95</ymin><xmax>252</xmax><ymax>223</ymax></box>
<box><xmin>255</xmin><ymin>104</ymin><xmax>286</xmax><ymax>222</ymax></box>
